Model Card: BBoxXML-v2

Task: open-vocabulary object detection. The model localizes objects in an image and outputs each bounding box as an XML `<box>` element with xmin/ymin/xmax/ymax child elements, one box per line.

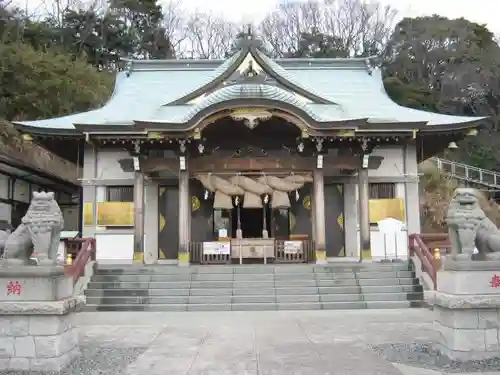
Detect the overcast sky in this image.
<box><xmin>179</xmin><ymin>0</ymin><xmax>500</xmax><ymax>33</ymax></box>
<box><xmin>16</xmin><ymin>0</ymin><xmax>500</xmax><ymax>34</ymax></box>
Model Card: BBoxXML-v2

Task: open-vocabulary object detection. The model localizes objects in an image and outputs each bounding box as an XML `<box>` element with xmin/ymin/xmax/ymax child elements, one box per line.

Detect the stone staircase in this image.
<box><xmin>83</xmin><ymin>262</ymin><xmax>424</xmax><ymax>311</ymax></box>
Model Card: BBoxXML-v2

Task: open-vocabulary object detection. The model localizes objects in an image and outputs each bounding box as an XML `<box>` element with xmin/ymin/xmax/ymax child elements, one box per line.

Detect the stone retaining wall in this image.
<box><xmin>0</xmin><ymin>313</ymin><xmax>80</xmax><ymax>371</ymax></box>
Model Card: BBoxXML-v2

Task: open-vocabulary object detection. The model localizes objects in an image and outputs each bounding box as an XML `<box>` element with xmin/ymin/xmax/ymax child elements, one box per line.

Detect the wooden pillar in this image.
<box><xmin>178</xmin><ymin>167</ymin><xmax>190</xmax><ymax>266</ymax></box>
<box><xmin>358</xmin><ymin>166</ymin><xmax>370</xmax><ymax>260</ymax></box>
<box><xmin>133</xmin><ymin>170</ymin><xmax>145</xmax><ymax>262</ymax></box>
<box><xmin>313</xmin><ymin>168</ymin><xmax>326</xmax><ymax>264</ymax></box>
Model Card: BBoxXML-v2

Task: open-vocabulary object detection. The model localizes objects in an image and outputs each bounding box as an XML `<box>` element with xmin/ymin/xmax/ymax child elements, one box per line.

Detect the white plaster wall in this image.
<box><xmin>368</xmin><ymin>147</ymin><xmax>404</xmax><ymax>177</ymax></box>
<box><xmin>96</xmin><ymin>187</ymin><xmax>106</xmax><ymax>203</ymax></box>
<box><xmin>96</xmin><ymin>150</ymin><xmax>133</xmax><ymax>180</ymax></box>
<box><xmin>395</xmin><ymin>183</ymin><xmax>405</xmax><ymax>199</ymax></box>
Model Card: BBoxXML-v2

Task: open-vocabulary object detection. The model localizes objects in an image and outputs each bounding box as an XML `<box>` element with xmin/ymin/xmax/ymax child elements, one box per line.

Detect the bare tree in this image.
<box><xmin>39</xmin><ymin>0</ymin><xmax>83</xmax><ymax>27</ymax></box>
<box><xmin>260</xmin><ymin>1</ymin><xmax>321</xmax><ymax>57</ymax></box>
<box><xmin>161</xmin><ymin>0</ymin><xmax>187</xmax><ymax>57</ymax></box>
<box><xmin>259</xmin><ymin>0</ymin><xmax>397</xmax><ymax>57</ymax></box>
<box><xmin>183</xmin><ymin>9</ymin><xmax>238</xmax><ymax>59</ymax></box>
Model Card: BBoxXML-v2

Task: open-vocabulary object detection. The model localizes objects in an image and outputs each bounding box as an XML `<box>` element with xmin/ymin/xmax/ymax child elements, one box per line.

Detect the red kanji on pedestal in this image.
<box><xmin>6</xmin><ymin>281</ymin><xmax>22</xmax><ymax>296</ymax></box>
<box><xmin>490</xmin><ymin>274</ymin><xmax>500</xmax><ymax>288</ymax></box>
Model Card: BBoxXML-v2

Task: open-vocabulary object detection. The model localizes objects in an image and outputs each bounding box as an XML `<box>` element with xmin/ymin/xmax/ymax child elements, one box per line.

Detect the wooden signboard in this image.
<box><xmin>369</xmin><ymin>199</ymin><xmax>405</xmax><ymax>223</ymax></box>
<box><xmin>97</xmin><ymin>202</ymin><xmax>135</xmax><ymax>226</ymax></box>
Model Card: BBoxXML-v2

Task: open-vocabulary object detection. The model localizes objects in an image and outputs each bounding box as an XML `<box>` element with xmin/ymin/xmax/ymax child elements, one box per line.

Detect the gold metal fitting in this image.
<box><xmin>433</xmin><ymin>248</ymin><xmax>441</xmax><ymax>260</ymax></box>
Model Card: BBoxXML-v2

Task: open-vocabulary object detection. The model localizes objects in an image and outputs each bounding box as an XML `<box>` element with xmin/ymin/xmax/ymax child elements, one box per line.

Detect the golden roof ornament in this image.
<box><xmin>230</xmin><ymin>108</ymin><xmax>272</xmax><ymax>129</ymax></box>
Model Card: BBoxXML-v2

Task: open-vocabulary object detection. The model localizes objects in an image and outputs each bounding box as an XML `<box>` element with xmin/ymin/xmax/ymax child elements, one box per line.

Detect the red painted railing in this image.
<box><xmin>63</xmin><ymin>238</ymin><xmax>96</xmax><ymax>284</ymax></box>
<box><xmin>409</xmin><ymin>233</ymin><xmax>451</xmax><ymax>290</ymax></box>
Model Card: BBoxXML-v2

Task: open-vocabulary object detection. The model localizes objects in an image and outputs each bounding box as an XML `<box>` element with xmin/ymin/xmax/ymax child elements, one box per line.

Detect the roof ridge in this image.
<box><xmin>121</xmin><ymin>55</ymin><xmax>378</xmax><ymax>71</ymax></box>
<box><xmin>276</xmin><ymin>55</ymin><xmax>378</xmax><ymax>64</ymax></box>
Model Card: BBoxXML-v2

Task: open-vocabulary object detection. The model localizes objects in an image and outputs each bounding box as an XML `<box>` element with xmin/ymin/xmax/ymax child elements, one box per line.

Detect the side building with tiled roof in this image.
<box><xmin>12</xmin><ymin>32</ymin><xmax>485</xmax><ymax>265</ymax></box>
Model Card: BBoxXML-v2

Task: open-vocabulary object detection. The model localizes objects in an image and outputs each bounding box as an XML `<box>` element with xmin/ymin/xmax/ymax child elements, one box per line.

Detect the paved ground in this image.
<box><xmin>60</xmin><ymin>309</ymin><xmax>497</xmax><ymax>375</ymax></box>
<box><xmin>6</xmin><ymin>309</ymin><xmax>498</xmax><ymax>375</ymax></box>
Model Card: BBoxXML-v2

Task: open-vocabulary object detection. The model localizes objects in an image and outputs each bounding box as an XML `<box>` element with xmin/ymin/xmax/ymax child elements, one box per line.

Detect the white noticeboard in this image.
<box><xmin>203</xmin><ymin>242</ymin><xmax>231</xmax><ymax>255</ymax></box>
<box><xmin>95</xmin><ymin>233</ymin><xmax>134</xmax><ymax>264</ymax></box>
<box><xmin>376</xmin><ymin>218</ymin><xmax>404</xmax><ymax>260</ymax></box>
<box><xmin>284</xmin><ymin>241</ymin><xmax>302</xmax><ymax>254</ymax></box>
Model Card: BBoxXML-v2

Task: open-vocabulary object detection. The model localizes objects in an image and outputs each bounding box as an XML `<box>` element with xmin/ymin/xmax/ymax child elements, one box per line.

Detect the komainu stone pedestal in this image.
<box><xmin>0</xmin><ymin>266</ymin><xmax>84</xmax><ymax>372</ymax></box>
<box><xmin>432</xmin><ymin>260</ymin><xmax>500</xmax><ymax>361</ymax></box>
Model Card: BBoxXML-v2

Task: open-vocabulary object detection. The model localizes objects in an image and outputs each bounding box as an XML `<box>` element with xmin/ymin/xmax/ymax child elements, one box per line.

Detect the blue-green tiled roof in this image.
<box><xmin>285</xmin><ymin>67</ymin><xmax>482</xmax><ymax>125</ymax></box>
<box><xmin>13</xmin><ymin>49</ymin><xmax>485</xmax><ymax>131</ymax></box>
<box><xmin>145</xmin><ymin>84</ymin><xmax>351</xmax><ymax>124</ymax></box>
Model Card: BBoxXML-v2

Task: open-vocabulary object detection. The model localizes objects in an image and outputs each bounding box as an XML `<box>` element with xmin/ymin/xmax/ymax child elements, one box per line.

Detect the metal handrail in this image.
<box><xmin>64</xmin><ymin>238</ymin><xmax>96</xmax><ymax>284</ymax></box>
<box><xmin>430</xmin><ymin>157</ymin><xmax>500</xmax><ymax>188</ymax></box>
<box><xmin>408</xmin><ymin>233</ymin><xmax>450</xmax><ymax>290</ymax></box>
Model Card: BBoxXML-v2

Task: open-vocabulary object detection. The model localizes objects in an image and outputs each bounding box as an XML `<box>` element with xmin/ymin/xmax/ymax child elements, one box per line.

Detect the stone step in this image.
<box><xmin>90</xmin><ymin>270</ymin><xmax>415</xmax><ymax>283</ymax></box>
<box><xmin>83</xmin><ymin>300</ymin><xmax>419</xmax><ymax>312</ymax></box>
<box><xmin>84</xmin><ymin>262</ymin><xmax>421</xmax><ymax>312</ymax></box>
<box><xmin>318</xmin><ymin>284</ymin><xmax>422</xmax><ymax>294</ymax></box>
<box><xmin>84</xmin><ymin>284</ymin><xmax>423</xmax><ymax>298</ymax></box>
<box><xmin>84</xmin><ymin>292</ymin><xmax>423</xmax><ymax>306</ymax></box>
<box><xmin>86</xmin><ymin>277</ymin><xmax>419</xmax><ymax>290</ymax></box>
<box><xmin>94</xmin><ymin>263</ymin><xmax>411</xmax><ymax>275</ymax></box>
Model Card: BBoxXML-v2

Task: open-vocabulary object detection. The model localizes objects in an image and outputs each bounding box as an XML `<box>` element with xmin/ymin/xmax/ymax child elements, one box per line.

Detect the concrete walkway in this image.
<box><xmin>63</xmin><ymin>309</ymin><xmax>497</xmax><ymax>375</ymax></box>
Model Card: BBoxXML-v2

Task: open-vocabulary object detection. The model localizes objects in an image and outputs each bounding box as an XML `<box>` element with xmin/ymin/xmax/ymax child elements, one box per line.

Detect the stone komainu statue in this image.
<box><xmin>0</xmin><ymin>191</ymin><xmax>64</xmax><ymax>265</ymax></box>
<box><xmin>446</xmin><ymin>188</ymin><xmax>500</xmax><ymax>260</ymax></box>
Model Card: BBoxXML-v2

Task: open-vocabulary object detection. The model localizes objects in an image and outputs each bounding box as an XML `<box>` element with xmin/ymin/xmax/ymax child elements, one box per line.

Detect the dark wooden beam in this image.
<box><xmin>125</xmin><ymin>153</ymin><xmax>384</xmax><ymax>173</ymax></box>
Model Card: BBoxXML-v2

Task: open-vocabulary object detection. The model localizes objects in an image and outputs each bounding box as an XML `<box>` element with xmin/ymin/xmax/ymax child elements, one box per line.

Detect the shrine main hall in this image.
<box><xmin>13</xmin><ymin>34</ymin><xmax>484</xmax><ymax>265</ymax></box>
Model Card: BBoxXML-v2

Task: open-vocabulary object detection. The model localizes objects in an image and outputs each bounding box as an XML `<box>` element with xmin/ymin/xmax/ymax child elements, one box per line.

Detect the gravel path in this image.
<box><xmin>373</xmin><ymin>343</ymin><xmax>500</xmax><ymax>373</ymax></box>
<box><xmin>4</xmin><ymin>346</ymin><xmax>145</xmax><ymax>375</ymax></box>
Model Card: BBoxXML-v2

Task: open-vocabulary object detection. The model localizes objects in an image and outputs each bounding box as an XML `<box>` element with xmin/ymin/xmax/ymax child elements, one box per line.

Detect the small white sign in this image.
<box><xmin>203</xmin><ymin>242</ymin><xmax>231</xmax><ymax>255</ymax></box>
<box><xmin>218</xmin><ymin>229</ymin><xmax>228</xmax><ymax>238</ymax></box>
<box><xmin>284</xmin><ymin>241</ymin><xmax>302</xmax><ymax>254</ymax></box>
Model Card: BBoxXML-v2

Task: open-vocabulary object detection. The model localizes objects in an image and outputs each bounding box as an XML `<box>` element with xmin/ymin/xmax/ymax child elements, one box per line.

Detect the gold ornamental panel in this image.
<box><xmin>191</xmin><ymin>196</ymin><xmax>200</xmax><ymax>212</ymax></box>
<box><xmin>369</xmin><ymin>199</ymin><xmax>405</xmax><ymax>223</ymax></box>
<box><xmin>302</xmin><ymin>196</ymin><xmax>311</xmax><ymax>210</ymax></box>
<box><xmin>97</xmin><ymin>202</ymin><xmax>135</xmax><ymax>226</ymax></box>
